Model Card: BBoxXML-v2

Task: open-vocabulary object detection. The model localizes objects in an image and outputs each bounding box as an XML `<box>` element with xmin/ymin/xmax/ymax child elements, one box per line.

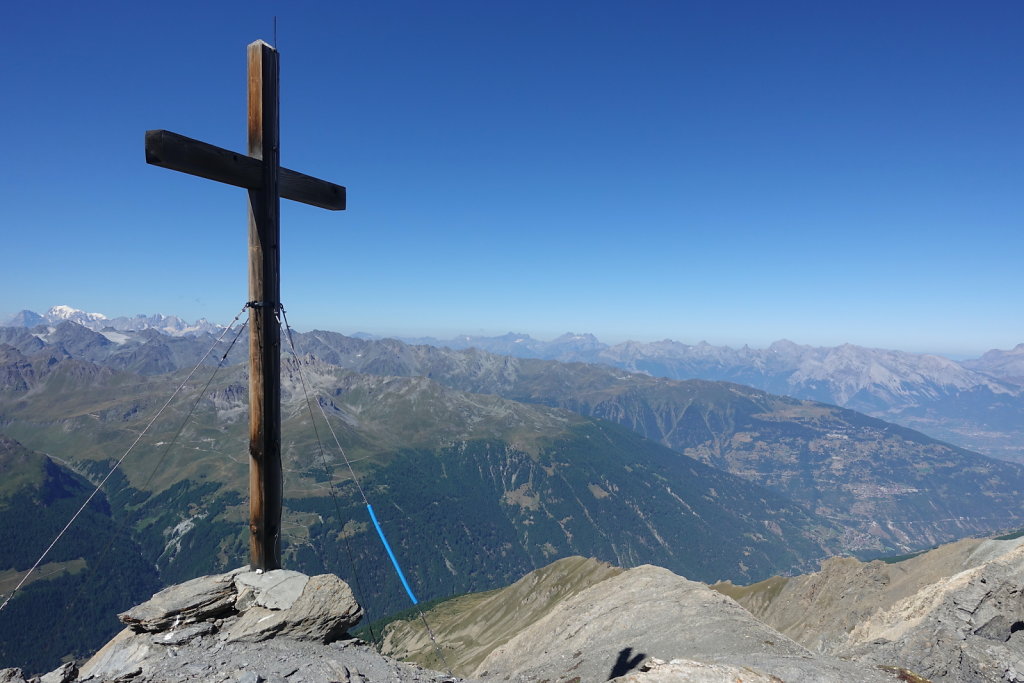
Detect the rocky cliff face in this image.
<box><xmin>839</xmin><ymin>540</ymin><xmax>1024</xmax><ymax>682</ymax></box>
<box><xmin>716</xmin><ymin>535</ymin><xmax>1024</xmax><ymax>682</ymax></box>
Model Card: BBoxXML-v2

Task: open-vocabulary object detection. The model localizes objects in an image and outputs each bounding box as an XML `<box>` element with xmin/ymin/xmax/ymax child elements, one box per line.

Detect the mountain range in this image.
<box><xmin>3</xmin><ymin>306</ymin><xmax>223</xmax><ymax>338</ymax></box>
<box><xmin>391</xmin><ymin>331</ymin><xmax>1024</xmax><ymax>463</ymax></box>
<box><xmin>8</xmin><ymin>307</ymin><xmax>1024</xmax><ymax>461</ymax></box>
<box><xmin>4</xmin><ymin>307</ymin><xmax>1024</xmax><ymax>672</ymax></box>
<box><xmin>3</xmin><ymin>316</ymin><xmax>1023</xmax><ymax>550</ymax></box>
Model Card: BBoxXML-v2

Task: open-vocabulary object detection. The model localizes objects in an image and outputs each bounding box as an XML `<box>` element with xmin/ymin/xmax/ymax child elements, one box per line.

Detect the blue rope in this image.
<box><xmin>366</xmin><ymin>503</ymin><xmax>418</xmax><ymax>605</ymax></box>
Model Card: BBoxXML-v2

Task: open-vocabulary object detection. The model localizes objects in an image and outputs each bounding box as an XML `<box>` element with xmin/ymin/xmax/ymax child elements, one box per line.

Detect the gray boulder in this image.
<box><xmin>226</xmin><ymin>573</ymin><xmax>363</xmax><ymax>643</ymax></box>
<box><xmin>151</xmin><ymin>621</ymin><xmax>215</xmax><ymax>646</ymax></box>
<box><xmin>78</xmin><ymin>627</ymin><xmax>155</xmax><ymax>681</ymax></box>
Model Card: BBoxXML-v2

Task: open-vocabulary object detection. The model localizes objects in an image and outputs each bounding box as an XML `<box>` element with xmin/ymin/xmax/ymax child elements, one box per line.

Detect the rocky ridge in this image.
<box><xmin>5</xmin><ymin>537</ymin><xmax>1022</xmax><ymax>682</ymax></box>
<box><xmin>839</xmin><ymin>539</ymin><xmax>1024</xmax><ymax>682</ymax></box>
<box><xmin>384</xmin><ymin>557</ymin><xmax>896</xmax><ymax>682</ymax></box>
<box><xmin>471</xmin><ymin>563</ymin><xmax>893</xmax><ymax>683</ymax></box>
<box><xmin>387</xmin><ymin>535</ymin><xmax>1024</xmax><ymax>683</ymax></box>
<box><xmin>964</xmin><ymin>344</ymin><xmax>1024</xmax><ymax>386</ymax></box>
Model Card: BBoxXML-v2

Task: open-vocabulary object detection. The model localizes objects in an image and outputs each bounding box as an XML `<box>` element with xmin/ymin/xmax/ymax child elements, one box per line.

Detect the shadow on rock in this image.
<box><xmin>608</xmin><ymin>647</ymin><xmax>646</xmax><ymax>680</ymax></box>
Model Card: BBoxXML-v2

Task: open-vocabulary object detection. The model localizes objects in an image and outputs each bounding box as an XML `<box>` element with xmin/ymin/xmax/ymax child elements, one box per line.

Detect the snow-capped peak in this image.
<box><xmin>47</xmin><ymin>305</ymin><xmax>108</xmax><ymax>322</ymax></box>
<box><xmin>13</xmin><ymin>306</ymin><xmax>224</xmax><ymax>338</ymax></box>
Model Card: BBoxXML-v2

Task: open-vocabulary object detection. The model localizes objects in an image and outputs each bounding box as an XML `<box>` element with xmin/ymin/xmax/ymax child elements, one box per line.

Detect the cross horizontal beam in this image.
<box><xmin>145</xmin><ymin>129</ymin><xmax>346</xmax><ymax>211</ymax></box>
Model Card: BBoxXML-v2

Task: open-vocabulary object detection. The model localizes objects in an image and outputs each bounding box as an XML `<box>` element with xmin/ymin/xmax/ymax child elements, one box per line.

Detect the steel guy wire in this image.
<box><xmin>280</xmin><ymin>307</ymin><xmax>453</xmax><ymax>677</ymax></box>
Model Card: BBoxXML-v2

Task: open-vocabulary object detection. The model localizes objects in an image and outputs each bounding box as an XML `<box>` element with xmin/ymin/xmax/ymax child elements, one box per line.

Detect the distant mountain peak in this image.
<box><xmin>4</xmin><ymin>310</ymin><xmax>46</xmax><ymax>328</ymax></box>
<box><xmin>498</xmin><ymin>331</ymin><xmax>534</xmax><ymax>341</ymax></box>
<box><xmin>6</xmin><ymin>306</ymin><xmax>223</xmax><ymax>338</ymax></box>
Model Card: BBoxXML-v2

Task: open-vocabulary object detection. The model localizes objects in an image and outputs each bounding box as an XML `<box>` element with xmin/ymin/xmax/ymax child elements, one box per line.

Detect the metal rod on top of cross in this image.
<box><xmin>143</xmin><ymin>40</ymin><xmax>346</xmax><ymax>571</ymax></box>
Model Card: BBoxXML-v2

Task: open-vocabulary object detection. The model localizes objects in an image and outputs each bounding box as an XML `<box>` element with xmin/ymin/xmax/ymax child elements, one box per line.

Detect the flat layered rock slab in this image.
<box><xmin>120</xmin><ymin>570</ymin><xmax>243</xmax><ymax>632</ymax></box>
<box><xmin>234</xmin><ymin>569</ymin><xmax>308</xmax><ymax>610</ymax></box>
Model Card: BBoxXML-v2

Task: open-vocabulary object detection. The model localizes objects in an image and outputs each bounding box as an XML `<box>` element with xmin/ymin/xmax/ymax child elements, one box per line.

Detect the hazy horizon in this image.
<box><xmin>2</xmin><ymin>302</ymin><xmax>1014</xmax><ymax>359</ymax></box>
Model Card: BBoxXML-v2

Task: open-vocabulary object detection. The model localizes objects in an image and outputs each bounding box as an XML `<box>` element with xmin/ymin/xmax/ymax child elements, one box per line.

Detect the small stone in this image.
<box><xmin>235</xmin><ymin>585</ymin><xmax>257</xmax><ymax>612</ymax></box>
<box><xmin>0</xmin><ymin>669</ymin><xmax>27</xmax><ymax>683</ymax></box>
<box><xmin>39</xmin><ymin>661</ymin><xmax>77</xmax><ymax>683</ymax></box>
<box><xmin>113</xmin><ymin>666</ymin><xmax>142</xmax><ymax>680</ymax></box>
<box><xmin>153</xmin><ymin>621</ymin><xmax>215</xmax><ymax>646</ymax></box>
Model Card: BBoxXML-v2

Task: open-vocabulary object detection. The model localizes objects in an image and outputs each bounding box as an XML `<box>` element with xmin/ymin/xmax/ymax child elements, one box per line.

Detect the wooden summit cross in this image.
<box><xmin>144</xmin><ymin>40</ymin><xmax>346</xmax><ymax>571</ymax></box>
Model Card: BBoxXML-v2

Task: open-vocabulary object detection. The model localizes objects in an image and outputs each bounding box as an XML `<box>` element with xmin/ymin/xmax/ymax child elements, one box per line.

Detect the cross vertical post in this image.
<box><xmin>144</xmin><ymin>39</ymin><xmax>345</xmax><ymax>573</ymax></box>
<box><xmin>247</xmin><ymin>40</ymin><xmax>282</xmax><ymax>571</ymax></box>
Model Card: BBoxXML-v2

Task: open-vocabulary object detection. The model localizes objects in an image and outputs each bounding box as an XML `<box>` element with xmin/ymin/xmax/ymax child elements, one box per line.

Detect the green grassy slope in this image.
<box><xmin>0</xmin><ymin>439</ymin><xmax>160</xmax><ymax>674</ymax></box>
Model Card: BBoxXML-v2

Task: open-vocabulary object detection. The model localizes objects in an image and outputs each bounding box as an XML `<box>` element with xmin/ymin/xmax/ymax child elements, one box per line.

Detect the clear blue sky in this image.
<box><xmin>2</xmin><ymin>1</ymin><xmax>1021</xmax><ymax>355</ymax></box>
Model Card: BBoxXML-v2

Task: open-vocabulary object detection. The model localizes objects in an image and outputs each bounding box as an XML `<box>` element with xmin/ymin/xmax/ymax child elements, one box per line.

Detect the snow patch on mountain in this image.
<box><xmin>99</xmin><ymin>330</ymin><xmax>131</xmax><ymax>345</ymax></box>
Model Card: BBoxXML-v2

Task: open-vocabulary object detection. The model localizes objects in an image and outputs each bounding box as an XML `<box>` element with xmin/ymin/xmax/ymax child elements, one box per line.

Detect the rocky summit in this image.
<box><xmin>0</xmin><ymin>568</ymin><xmax>459</xmax><ymax>683</ymax></box>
